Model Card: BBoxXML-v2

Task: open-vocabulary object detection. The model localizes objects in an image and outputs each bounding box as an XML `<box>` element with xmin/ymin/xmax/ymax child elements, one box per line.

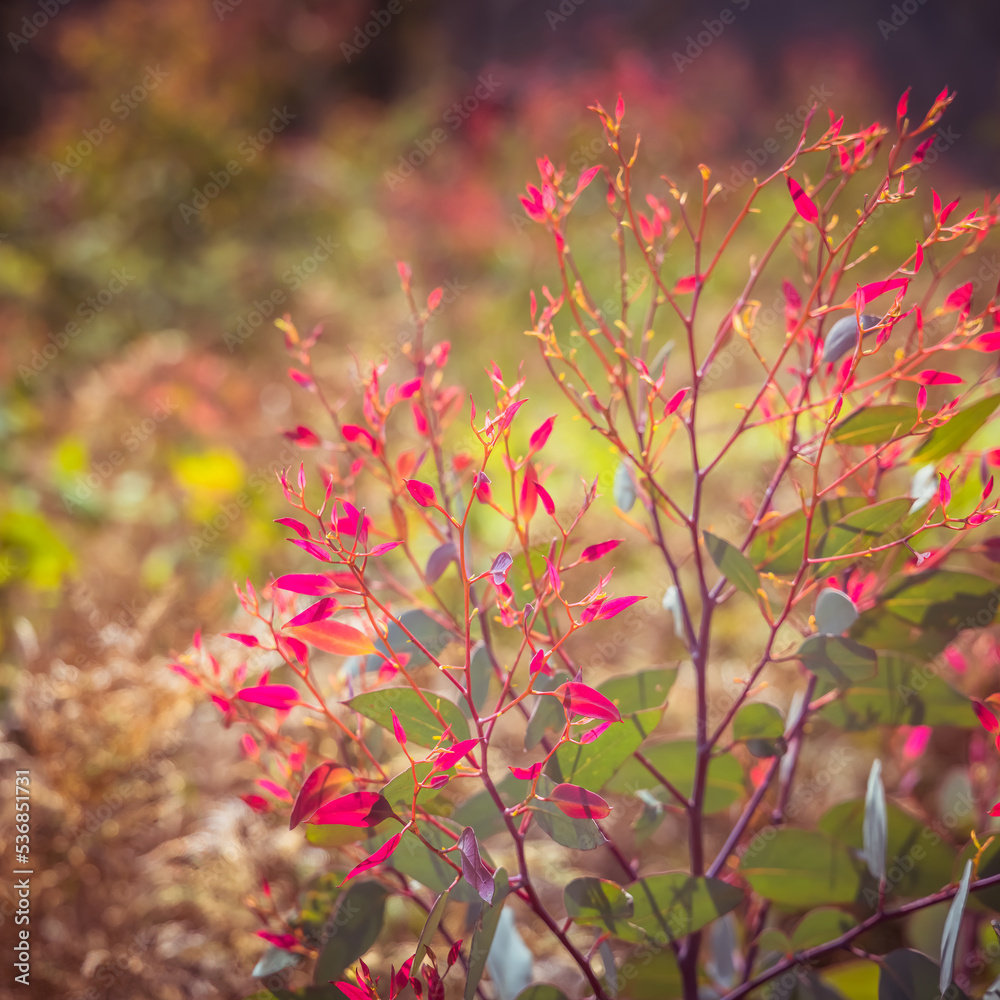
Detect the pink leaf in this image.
<box><xmin>276</xmin><ymin>517</ymin><xmax>311</xmax><ymax>539</ymax></box>
<box><xmin>509</xmin><ymin>761</ymin><xmax>544</xmax><ymax>781</ymax></box>
<box><xmin>615</xmin><ymin>93</ymin><xmax>624</xmax><ymax>122</ymax></box>
<box><xmin>284</xmin><ymin>425</ymin><xmax>320</xmax><ymax>448</ymax></box>
<box><xmin>342</xmin><ymin>424</ymin><xmax>378</xmax><ymax>452</ymax></box>
<box><xmin>432</xmin><ymin>738</ymin><xmax>483</xmax><ymax>772</ymax></box>
<box><xmin>855</xmin><ymin>277</ymin><xmax>908</xmax><ymax>305</ymax></box>
<box><xmin>284</xmin><ymin>597</ymin><xmax>339</xmax><ymax>628</ymax></box>
<box><xmin>938</xmin><ymin>473</ymin><xmax>952</xmax><ymax>509</ymax></box>
<box><xmin>398</xmin><ymin>376</ymin><xmax>422</xmax><ymax>399</ymax></box>
<box><xmin>257</xmin><ymin>779</ymin><xmax>294</xmax><ymax>803</ymax></box>
<box><xmin>973</xmin><ymin>700</ymin><xmax>999</xmax><ymax>733</ymax></box>
<box><xmin>915</xmin><ymin>370</ymin><xmax>963</xmax><ymax>386</ymax></box>
<box><xmin>498</xmin><ymin>398</ymin><xmax>528</xmax><ymax>433</ymax></box>
<box><xmin>529</xmin><ymin>416</ymin><xmax>556</xmax><ymax>454</ymax></box>
<box><xmin>575</xmin><ymin>165</ymin><xmax>601</xmax><ymax>197</ymax></box>
<box><xmin>902</xmin><ymin>725</ymin><xmax>931</xmax><ymax>759</ymax></box>
<box><xmin>556</xmin><ymin>682</ymin><xmax>623</xmax><ymax>723</ymax></box>
<box><xmin>672</xmin><ymin>274</ymin><xmax>699</xmax><ymax>295</ymax></box>
<box><xmin>911</xmin><ymin>136</ymin><xmax>934</xmax><ymax>164</ymax></box>
<box><xmin>787</xmin><ymin>176</ymin><xmax>819</xmax><ymax>223</ymax></box>
<box><xmin>236</xmin><ymin>684</ymin><xmax>300</xmax><ymax>710</ymax></box>
<box><xmin>334</xmin><ymin>982</ymin><xmax>371</xmax><ymax>1000</ymax></box>
<box><xmin>575</xmin><ymin>721</ymin><xmax>612</xmax><ymax>744</ymax></box>
<box><xmin>528</xmin><ymin>648</ymin><xmax>551</xmax><ymax>675</ymax></box>
<box><xmin>593</xmin><ymin>595</ymin><xmax>646</xmax><ymax>620</ymax></box>
<box><xmin>970</xmin><ymin>332</ymin><xmax>1000</xmax><ymax>352</ymax></box>
<box><xmin>579</xmin><ymin>539</ymin><xmax>623</xmax><ymax>563</ymax></box>
<box><xmin>288</xmin><ymin>368</ymin><xmax>314</xmax><ymax>391</ymax></box>
<box><xmin>273</xmin><ymin>573</ymin><xmax>338</xmax><ymax>596</ymax></box>
<box><xmin>241</xmin><ymin>794</ymin><xmax>271</xmax><ymax>813</ymax></box>
<box><xmin>896</xmin><ymin>87</ymin><xmax>910</xmax><ymax>124</ymax></box>
<box><xmin>223</xmin><ymin>632</ymin><xmax>260</xmax><ymax>648</ymax></box>
<box><xmin>289</xmin><ymin>762</ymin><xmax>355</xmax><ymax>829</ymax></box>
<box><xmin>427</xmin><ymin>287</ymin><xmax>443</xmax><ymax>311</ymax></box>
<box><xmin>368</xmin><ymin>541</ymin><xmax>402</xmax><ymax>556</ymax></box>
<box><xmin>312</xmin><ymin>792</ymin><xmax>396</xmax><ymax>828</ymax></box>
<box><xmin>257</xmin><ymin>931</ymin><xmax>298</xmax><ymax>950</ymax></box>
<box><xmin>391</xmin><ymin>710</ymin><xmax>407</xmax><ymax>746</ymax></box>
<box><xmin>549</xmin><ymin>783</ymin><xmax>611</xmax><ymax>819</ymax></box>
<box><xmin>535</xmin><ymin>482</ymin><xmax>555</xmax><ymax>515</ymax></box>
<box><xmin>663</xmin><ymin>386</ymin><xmax>689</xmax><ymax>417</ymax></box>
<box><xmin>405</xmin><ymin>479</ymin><xmax>437</xmax><ymax>507</ymax></box>
<box><xmin>543</xmin><ymin>556</ymin><xmax>561</xmax><ymax>593</ymax></box>
<box><xmin>943</xmin><ymin>282</ymin><xmax>973</xmax><ymax>313</ymax></box>
<box><xmin>342</xmin><ymin>831</ymin><xmax>403</xmax><ymax>883</ymax></box>
<box><xmin>289</xmin><ymin>539</ymin><xmax>333</xmax><ymax>562</ymax></box>
<box><xmin>913</xmin><ymin>242</ymin><xmax>925</xmax><ymax>274</ymax></box>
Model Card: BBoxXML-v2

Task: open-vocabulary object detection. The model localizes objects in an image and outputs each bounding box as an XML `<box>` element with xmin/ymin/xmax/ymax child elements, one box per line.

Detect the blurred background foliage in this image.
<box><xmin>0</xmin><ymin>0</ymin><xmax>997</xmax><ymax>997</ymax></box>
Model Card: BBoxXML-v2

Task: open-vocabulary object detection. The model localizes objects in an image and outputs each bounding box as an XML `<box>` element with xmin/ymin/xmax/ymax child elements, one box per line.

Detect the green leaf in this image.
<box><xmin>379</xmin><ymin>762</ymin><xmax>451</xmax><ymax>817</ymax></box>
<box><xmin>704</xmin><ymin>530</ymin><xmax>761</xmax><ymax>597</ymax></box>
<box><xmin>939</xmin><ymin>859</ymin><xmax>973</xmax><ymax>994</ymax></box>
<box><xmin>878</xmin><ymin>948</ymin><xmax>970</xmax><ymax>1000</ymax></box>
<box><xmin>365</xmin><ymin>608</ymin><xmax>454</xmax><ymax>670</ymax></box>
<box><xmin>548</xmin><ymin>715</ymin><xmax>645</xmax><ymax>792</ymax></box>
<box><xmin>313</xmin><ymin>881</ymin><xmax>387</xmax><ymax>984</ymax></box>
<box><xmin>345</xmin><ymin>688</ymin><xmax>468</xmax><ymax>747</ymax></box>
<box><xmin>451</xmin><ymin>774</ymin><xmax>522</xmax><ymax>841</ymax></box>
<box><xmin>913</xmin><ymin>395</ymin><xmax>1000</xmax><ymax>462</ymax></box>
<box><xmin>620</xmin><ymin>948</ymin><xmax>683</xmax><ymax>998</ymax></box>
<box><xmin>832</xmin><ymin>404</ymin><xmax>918</xmax><ymax>446</ymax></box>
<box><xmin>598</xmin><ymin>667</ymin><xmax>676</xmax><ymax>737</ymax></box>
<box><xmin>862</xmin><ymin>759</ymin><xmax>887</xmax><ymax>881</ymax></box>
<box><xmin>606</xmin><ymin>740</ymin><xmax>744</xmax><ymax>814</ymax></box>
<box><xmin>465</xmin><ymin>869</ymin><xmax>511</xmax><ymax>1000</ymax></box>
<box><xmin>462</xmin><ymin>641</ymin><xmax>493</xmax><ymax>718</ymax></box>
<box><xmin>525</xmin><ymin>671</ymin><xmax>571</xmax><ymax>751</ymax></box>
<box><xmin>819</xmin><ymin>799</ymin><xmax>956</xmax><ymax>900</ymax></box>
<box><xmin>733</xmin><ymin>703</ymin><xmax>787</xmax><ymax>757</ymax></box>
<box><xmin>791</xmin><ymin>907</ymin><xmax>858</xmax><ymax>950</ymax></box>
<box><xmin>750</xmin><ymin>497</ymin><xmax>867</xmax><ymax>575</ymax></box>
<box><xmin>621</xmin><ymin>873</ymin><xmax>744</xmax><ymax>944</ymax></box>
<box><xmin>848</xmin><ymin>606</ymin><xmax>950</xmax><ymax>659</ymax></box>
<box><xmin>797</xmin><ymin>635</ymin><xmax>878</xmax><ymax>690</ymax></box>
<box><xmin>412</xmin><ymin>890</ymin><xmax>449</xmax><ymax>972</ymax></box>
<box><xmin>816</xmin><ymin>588</ymin><xmax>859</xmax><ymax>635</ymax></box>
<box><xmin>739</xmin><ymin>830</ymin><xmax>863</xmax><ymax>907</ymax></box>
<box><xmin>811</xmin><ymin>498</ymin><xmax>913</xmax><ymax>572</ymax></box>
<box><xmin>879</xmin><ymin>570</ymin><xmax>998</xmax><ymax>632</ymax></box>
<box><xmin>531</xmin><ymin>775</ymin><xmax>607</xmax><ymax>850</ymax></box>
<box><xmin>564</xmin><ymin>877</ymin><xmax>635</xmax><ymax>935</ymax></box>
<box><xmin>514</xmin><ymin>990</ymin><xmax>569</xmax><ymax>1000</ymax></box>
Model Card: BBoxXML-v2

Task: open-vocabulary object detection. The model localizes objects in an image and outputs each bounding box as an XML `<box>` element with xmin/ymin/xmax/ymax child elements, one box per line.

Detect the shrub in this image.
<box><xmin>176</xmin><ymin>89</ymin><xmax>1000</xmax><ymax>999</ymax></box>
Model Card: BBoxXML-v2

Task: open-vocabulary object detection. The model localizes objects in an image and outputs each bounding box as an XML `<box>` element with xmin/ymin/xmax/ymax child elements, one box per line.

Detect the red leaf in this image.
<box><xmin>991</xmin><ymin>802</ymin><xmax>1000</xmax><ymax>818</ymax></box>
<box><xmin>257</xmin><ymin>931</ymin><xmax>298</xmax><ymax>949</ymax></box>
<box><xmin>663</xmin><ymin>386</ymin><xmax>689</xmax><ymax>417</ymax></box>
<box><xmin>912</xmin><ymin>136</ymin><xmax>934</xmax><ymax>164</ymax></box>
<box><xmin>399</xmin><ymin>376</ymin><xmax>422</xmax><ymax>399</ymax></box>
<box><xmin>236</xmin><ymin>684</ymin><xmax>300</xmax><ymax>710</ymax></box>
<box><xmin>276</xmin><ymin>517</ymin><xmax>311</xmax><ymax>539</ymax></box>
<box><xmin>535</xmin><ymin>482</ymin><xmax>555</xmax><ymax>515</ymax></box>
<box><xmin>556</xmin><ymin>682</ymin><xmax>623</xmax><ymax>722</ymax></box>
<box><xmin>575</xmin><ymin>165</ymin><xmax>601</xmax><ymax>197</ymax></box>
<box><xmin>284</xmin><ymin>425</ymin><xmax>320</xmax><ymax>448</ymax></box>
<box><xmin>896</xmin><ymin>87</ymin><xmax>910</xmax><ymax>124</ymax></box>
<box><xmin>543</xmin><ymin>556</ymin><xmax>561</xmax><ymax>593</ymax></box>
<box><xmin>915</xmin><ymin>370</ymin><xmax>963</xmax><ymax>386</ymax></box>
<box><xmin>580</xmin><ymin>539</ymin><xmax>622</xmax><ymax>563</ymax></box>
<box><xmin>457</xmin><ymin>827</ymin><xmax>495</xmax><ymax>904</ymax></box>
<box><xmin>405</xmin><ymin>479</ymin><xmax>437</xmax><ymax>507</ymax></box>
<box><xmin>290</xmin><ymin>539</ymin><xmax>333</xmax><ymax>562</ymax></box>
<box><xmin>672</xmin><ymin>274</ymin><xmax>699</xmax><ymax>295</ymax></box>
<box><xmin>509</xmin><ymin>761</ymin><xmax>544</xmax><ymax>780</ymax></box>
<box><xmin>312</xmin><ymin>792</ymin><xmax>396</xmax><ymax>828</ymax></box>
<box><xmin>529</xmin><ymin>416</ymin><xmax>556</xmax><ymax>454</ymax></box>
<box><xmin>241</xmin><ymin>794</ymin><xmax>271</xmax><ymax>813</ymax></box>
<box><xmin>289</xmin><ymin>761</ymin><xmax>355</xmax><ymax>829</ymax></box>
<box><xmin>284</xmin><ymin>597</ymin><xmax>339</xmax><ymax>628</ymax></box>
<box><xmin>943</xmin><ymin>282</ymin><xmax>973</xmax><ymax>313</ymax></box>
<box><xmin>787</xmin><ymin>176</ymin><xmax>819</xmax><ymax>223</ymax></box>
<box><xmin>855</xmin><ymin>277</ymin><xmax>908</xmax><ymax>305</ymax></box>
<box><xmin>342</xmin><ymin>831</ymin><xmax>403</xmax><ymax>883</ymax></box>
<box><xmin>914</xmin><ymin>242</ymin><xmax>924</xmax><ymax>273</ymax></box>
<box><xmin>615</xmin><ymin>93</ymin><xmax>624</xmax><ymax>121</ymax></box>
<box><xmin>549</xmin><ymin>783</ymin><xmax>611</xmax><ymax>819</ymax></box>
<box><xmin>257</xmin><ymin>779</ymin><xmax>294</xmax><ymax>802</ymax></box>
<box><xmin>273</xmin><ymin>573</ymin><xmax>339</xmax><ymax>596</ymax></box>
<box><xmin>593</xmin><ymin>595</ymin><xmax>646</xmax><ymax>620</ymax></box>
<box><xmin>432</xmin><ymin>738</ymin><xmax>483</xmax><ymax>772</ymax></box>
<box><xmin>284</xmin><ymin>618</ymin><xmax>376</xmax><ymax>656</ymax></box>
<box><xmin>973</xmin><ymin>700</ymin><xmax>1000</xmax><ymax>733</ymax></box>
<box><xmin>519</xmin><ymin>472</ymin><xmax>539</xmax><ymax>521</ymax></box>
<box><xmin>335</xmin><ymin>982</ymin><xmax>372</xmax><ymax>1000</ymax></box>
<box><xmin>427</xmin><ymin>287</ymin><xmax>443</xmax><ymax>311</ymax></box>
<box><xmin>970</xmin><ymin>332</ymin><xmax>1000</xmax><ymax>352</ymax></box>
<box><xmin>529</xmin><ymin>648</ymin><xmax>551</xmax><ymax>676</ymax></box>
<box><xmin>223</xmin><ymin>632</ymin><xmax>260</xmax><ymax>648</ymax></box>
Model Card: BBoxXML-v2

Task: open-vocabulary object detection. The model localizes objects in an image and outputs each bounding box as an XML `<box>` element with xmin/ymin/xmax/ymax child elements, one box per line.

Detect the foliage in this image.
<box><xmin>177</xmin><ymin>90</ymin><xmax>1000</xmax><ymax>1000</ymax></box>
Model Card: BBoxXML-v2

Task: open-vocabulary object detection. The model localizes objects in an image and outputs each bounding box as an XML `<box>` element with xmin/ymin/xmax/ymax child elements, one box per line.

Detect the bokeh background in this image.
<box><xmin>0</xmin><ymin>1</ymin><xmax>998</xmax><ymax>998</ymax></box>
